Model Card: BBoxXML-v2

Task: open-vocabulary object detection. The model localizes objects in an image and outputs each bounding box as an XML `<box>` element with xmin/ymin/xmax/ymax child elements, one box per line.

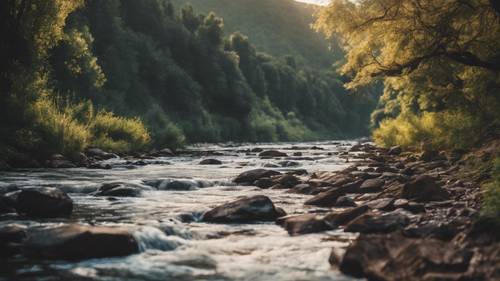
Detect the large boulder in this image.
<box><xmin>16</xmin><ymin>188</ymin><xmax>73</xmax><ymax>218</ymax></box>
<box><xmin>202</xmin><ymin>195</ymin><xmax>285</xmax><ymax>223</ymax></box>
<box><xmin>23</xmin><ymin>224</ymin><xmax>138</xmax><ymax>260</ymax></box>
<box><xmin>358</xmin><ymin>178</ymin><xmax>385</xmax><ymax>193</ymax></box>
<box><xmin>402</xmin><ymin>175</ymin><xmax>450</xmax><ymax>202</ymax></box>
<box><xmin>304</xmin><ymin>180</ymin><xmax>363</xmax><ymax>207</ymax></box>
<box><xmin>199</xmin><ymin>159</ymin><xmax>222</xmax><ymax>165</ymax></box>
<box><xmin>95</xmin><ymin>182</ymin><xmax>154</xmax><ymax>197</ymax></box>
<box><xmin>333</xmin><ymin>232</ymin><xmax>473</xmax><ymax>280</ymax></box>
<box><xmin>324</xmin><ymin>206</ymin><xmax>369</xmax><ymax>227</ymax></box>
<box><xmin>233</xmin><ymin>169</ymin><xmax>281</xmax><ymax>185</ymax></box>
<box><xmin>258</xmin><ymin>150</ymin><xmax>287</xmax><ymax>158</ymax></box>
<box><xmin>279</xmin><ymin>214</ymin><xmax>331</xmax><ymax>236</ymax></box>
<box><xmin>344</xmin><ymin>212</ymin><xmax>410</xmax><ymax>234</ymax></box>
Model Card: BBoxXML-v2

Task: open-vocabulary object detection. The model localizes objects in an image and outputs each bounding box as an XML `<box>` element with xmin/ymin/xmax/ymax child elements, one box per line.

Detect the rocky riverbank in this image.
<box><xmin>0</xmin><ymin>141</ymin><xmax>498</xmax><ymax>280</ymax></box>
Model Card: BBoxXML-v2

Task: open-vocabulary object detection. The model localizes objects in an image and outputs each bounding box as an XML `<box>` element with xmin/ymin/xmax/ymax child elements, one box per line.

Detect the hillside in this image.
<box><xmin>171</xmin><ymin>0</ymin><xmax>340</xmax><ymax>67</ymax></box>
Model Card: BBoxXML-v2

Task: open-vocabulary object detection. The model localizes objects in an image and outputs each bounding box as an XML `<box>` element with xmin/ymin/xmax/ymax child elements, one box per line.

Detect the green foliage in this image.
<box><xmin>317</xmin><ymin>0</ymin><xmax>500</xmax><ymax>150</ymax></box>
<box><xmin>172</xmin><ymin>0</ymin><xmax>341</xmax><ymax>67</ymax></box>
<box><xmin>483</xmin><ymin>158</ymin><xmax>500</xmax><ymax>220</ymax></box>
<box><xmin>373</xmin><ymin>111</ymin><xmax>484</xmax><ymax>150</ymax></box>
<box><xmin>91</xmin><ymin>111</ymin><xmax>150</xmax><ymax>153</ymax></box>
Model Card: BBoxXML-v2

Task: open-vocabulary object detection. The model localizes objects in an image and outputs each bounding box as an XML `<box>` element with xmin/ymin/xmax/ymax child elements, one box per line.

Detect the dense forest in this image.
<box><xmin>0</xmin><ymin>0</ymin><xmax>376</xmax><ymax>165</ymax></box>
<box><xmin>171</xmin><ymin>0</ymin><xmax>343</xmax><ymax>67</ymax></box>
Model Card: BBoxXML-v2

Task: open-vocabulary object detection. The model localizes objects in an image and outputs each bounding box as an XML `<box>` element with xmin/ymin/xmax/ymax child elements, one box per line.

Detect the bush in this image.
<box><xmin>31</xmin><ymin>95</ymin><xmax>91</xmax><ymax>158</ymax></box>
<box><xmin>91</xmin><ymin>110</ymin><xmax>151</xmax><ymax>153</ymax></box>
<box><xmin>373</xmin><ymin>111</ymin><xmax>483</xmax><ymax>149</ymax></box>
<box><xmin>483</xmin><ymin>158</ymin><xmax>500</xmax><ymax>220</ymax></box>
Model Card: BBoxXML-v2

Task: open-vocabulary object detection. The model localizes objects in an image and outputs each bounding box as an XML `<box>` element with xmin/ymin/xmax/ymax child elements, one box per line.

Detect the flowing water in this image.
<box><xmin>0</xmin><ymin>141</ymin><xmax>361</xmax><ymax>281</ymax></box>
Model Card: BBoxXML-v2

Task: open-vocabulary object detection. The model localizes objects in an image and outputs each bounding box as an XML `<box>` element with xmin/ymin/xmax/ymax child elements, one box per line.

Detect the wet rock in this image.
<box><xmin>199</xmin><ymin>159</ymin><xmax>222</xmax><ymax>165</ymax></box>
<box><xmin>253</xmin><ymin>178</ymin><xmax>274</xmax><ymax>189</ymax></box>
<box><xmin>23</xmin><ymin>224</ymin><xmax>138</xmax><ymax>260</ymax></box>
<box><xmin>324</xmin><ymin>206</ymin><xmax>369</xmax><ymax>226</ymax></box>
<box><xmin>250</xmin><ymin>147</ymin><xmax>263</xmax><ymax>153</ymax></box>
<box><xmin>278</xmin><ymin>160</ymin><xmax>300</xmax><ymax>167</ymax></box>
<box><xmin>46</xmin><ymin>154</ymin><xmax>77</xmax><ymax>168</ymax></box>
<box><xmin>364</xmin><ymin>198</ymin><xmax>395</xmax><ymax>211</ymax></box>
<box><xmin>233</xmin><ymin>169</ymin><xmax>281</xmax><ymax>185</ymax></box>
<box><xmin>292</xmin><ymin>152</ymin><xmax>303</xmax><ymax>156</ymax></box>
<box><xmin>88</xmin><ymin>162</ymin><xmax>112</xmax><ymax>170</ymax></box>
<box><xmin>280</xmin><ymin>214</ymin><xmax>331</xmax><ymax>236</ymax></box>
<box><xmin>304</xmin><ymin>180</ymin><xmax>363</xmax><ymax>207</ymax></box>
<box><xmin>388</xmin><ymin>145</ymin><xmax>402</xmax><ymax>155</ymax></box>
<box><xmin>358</xmin><ymin>178</ymin><xmax>384</xmax><ymax>193</ymax></box>
<box><xmin>149</xmin><ymin>148</ymin><xmax>174</xmax><ymax>157</ymax></box>
<box><xmin>275</xmin><ymin>174</ymin><xmax>300</xmax><ymax>188</ymax></box>
<box><xmin>95</xmin><ymin>182</ymin><xmax>153</xmax><ymax>197</ymax></box>
<box><xmin>16</xmin><ymin>188</ymin><xmax>73</xmax><ymax>218</ymax></box>
<box><xmin>0</xmin><ymin>224</ymin><xmax>27</xmax><ymax>257</ymax></box>
<box><xmin>287</xmin><ymin>184</ymin><xmax>322</xmax><ymax>195</ymax></box>
<box><xmin>334</xmin><ymin>196</ymin><xmax>357</xmax><ymax>207</ymax></box>
<box><xmin>402</xmin><ymin>175</ymin><xmax>450</xmax><ymax>202</ymax></box>
<box><xmin>350</xmin><ymin>171</ymin><xmax>381</xmax><ymax>180</ymax></box>
<box><xmin>263</xmin><ymin>163</ymin><xmax>280</xmax><ymax>168</ymax></box>
<box><xmin>86</xmin><ymin>148</ymin><xmax>117</xmax><ymax>160</ymax></box>
<box><xmin>153</xmin><ymin>180</ymin><xmax>204</xmax><ymax>191</ymax></box>
<box><xmin>258</xmin><ymin>150</ymin><xmax>287</xmax><ymax>158</ymax></box>
<box><xmin>202</xmin><ymin>195</ymin><xmax>284</xmax><ymax>223</ymax></box>
<box><xmin>334</xmin><ymin>232</ymin><xmax>473</xmax><ymax>280</ymax></box>
<box><xmin>344</xmin><ymin>212</ymin><xmax>410</xmax><ymax>234</ymax></box>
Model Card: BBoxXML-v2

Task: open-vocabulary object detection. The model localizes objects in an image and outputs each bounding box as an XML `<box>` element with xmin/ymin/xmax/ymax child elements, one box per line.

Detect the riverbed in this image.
<box><xmin>0</xmin><ymin>141</ymin><xmax>361</xmax><ymax>281</ymax></box>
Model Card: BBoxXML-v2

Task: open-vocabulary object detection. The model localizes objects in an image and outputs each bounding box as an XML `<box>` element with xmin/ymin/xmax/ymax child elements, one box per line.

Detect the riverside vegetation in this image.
<box><xmin>0</xmin><ymin>0</ymin><xmax>377</xmax><ymax>167</ymax></box>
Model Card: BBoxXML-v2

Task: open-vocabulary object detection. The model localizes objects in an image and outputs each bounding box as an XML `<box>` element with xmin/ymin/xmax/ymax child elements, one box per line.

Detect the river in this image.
<box><xmin>0</xmin><ymin>141</ymin><xmax>361</xmax><ymax>281</ymax></box>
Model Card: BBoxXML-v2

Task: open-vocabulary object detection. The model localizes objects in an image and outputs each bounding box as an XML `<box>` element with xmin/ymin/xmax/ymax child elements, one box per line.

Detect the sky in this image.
<box><xmin>295</xmin><ymin>0</ymin><xmax>330</xmax><ymax>5</ymax></box>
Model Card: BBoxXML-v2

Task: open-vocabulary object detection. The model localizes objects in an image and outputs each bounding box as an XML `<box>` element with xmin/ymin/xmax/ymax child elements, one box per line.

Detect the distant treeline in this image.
<box><xmin>0</xmin><ymin>0</ymin><xmax>376</xmax><ymax>163</ymax></box>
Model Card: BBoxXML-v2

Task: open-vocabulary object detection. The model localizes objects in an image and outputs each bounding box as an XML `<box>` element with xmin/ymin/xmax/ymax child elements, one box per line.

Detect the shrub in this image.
<box><xmin>31</xmin><ymin>95</ymin><xmax>91</xmax><ymax>158</ymax></box>
<box><xmin>91</xmin><ymin>110</ymin><xmax>150</xmax><ymax>153</ymax></box>
<box><xmin>373</xmin><ymin>111</ymin><xmax>483</xmax><ymax>150</ymax></box>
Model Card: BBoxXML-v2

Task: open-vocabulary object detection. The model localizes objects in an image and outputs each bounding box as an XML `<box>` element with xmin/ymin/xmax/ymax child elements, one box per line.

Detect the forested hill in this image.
<box><xmin>0</xmin><ymin>0</ymin><xmax>376</xmax><ymax>165</ymax></box>
<box><xmin>171</xmin><ymin>0</ymin><xmax>340</xmax><ymax>67</ymax></box>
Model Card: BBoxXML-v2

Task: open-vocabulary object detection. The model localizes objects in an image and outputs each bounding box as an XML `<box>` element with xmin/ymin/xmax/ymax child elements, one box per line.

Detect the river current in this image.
<box><xmin>0</xmin><ymin>141</ymin><xmax>361</xmax><ymax>281</ymax></box>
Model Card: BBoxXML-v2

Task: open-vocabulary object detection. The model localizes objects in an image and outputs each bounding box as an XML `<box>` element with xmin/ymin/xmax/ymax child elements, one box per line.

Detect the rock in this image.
<box><xmin>402</xmin><ymin>175</ymin><xmax>450</xmax><ymax>202</ymax></box>
<box><xmin>288</xmin><ymin>184</ymin><xmax>323</xmax><ymax>195</ymax></box>
<box><xmin>419</xmin><ymin>149</ymin><xmax>445</xmax><ymax>162</ymax></box>
<box><xmin>202</xmin><ymin>195</ymin><xmax>284</xmax><ymax>223</ymax></box>
<box><xmin>263</xmin><ymin>163</ymin><xmax>280</xmax><ymax>168</ymax></box>
<box><xmin>250</xmin><ymin>147</ymin><xmax>263</xmax><ymax>153</ymax></box>
<box><xmin>258</xmin><ymin>150</ymin><xmax>287</xmax><ymax>158</ymax></box>
<box><xmin>334</xmin><ymin>196</ymin><xmax>357</xmax><ymax>207</ymax></box>
<box><xmin>199</xmin><ymin>159</ymin><xmax>222</xmax><ymax>165</ymax></box>
<box><xmin>276</xmin><ymin>174</ymin><xmax>300</xmax><ymax>188</ymax></box>
<box><xmin>345</xmin><ymin>212</ymin><xmax>410</xmax><ymax>234</ymax></box>
<box><xmin>404</xmin><ymin>222</ymin><xmax>459</xmax><ymax>241</ymax></box>
<box><xmin>388</xmin><ymin>145</ymin><xmax>402</xmax><ymax>155</ymax></box>
<box><xmin>95</xmin><ymin>182</ymin><xmax>153</xmax><ymax>197</ymax></box>
<box><xmin>304</xmin><ymin>180</ymin><xmax>363</xmax><ymax>207</ymax></box>
<box><xmin>336</xmin><ymin>232</ymin><xmax>473</xmax><ymax>280</ymax></box>
<box><xmin>23</xmin><ymin>224</ymin><xmax>138</xmax><ymax>260</ymax></box>
<box><xmin>0</xmin><ymin>224</ymin><xmax>27</xmax><ymax>257</ymax></box>
<box><xmin>149</xmin><ymin>148</ymin><xmax>174</xmax><ymax>157</ymax></box>
<box><xmin>365</xmin><ymin>198</ymin><xmax>395</xmax><ymax>211</ymax></box>
<box><xmin>278</xmin><ymin>160</ymin><xmax>300</xmax><ymax>167</ymax></box>
<box><xmin>394</xmin><ymin>199</ymin><xmax>426</xmax><ymax>213</ymax></box>
<box><xmin>88</xmin><ymin>163</ymin><xmax>112</xmax><ymax>170</ymax></box>
<box><xmin>16</xmin><ymin>188</ymin><xmax>73</xmax><ymax>218</ymax></box>
<box><xmin>358</xmin><ymin>178</ymin><xmax>384</xmax><ymax>193</ymax></box>
<box><xmin>233</xmin><ymin>169</ymin><xmax>281</xmax><ymax>185</ymax></box>
<box><xmin>156</xmin><ymin>180</ymin><xmax>202</xmax><ymax>191</ymax></box>
<box><xmin>292</xmin><ymin>152</ymin><xmax>303</xmax><ymax>156</ymax></box>
<box><xmin>280</xmin><ymin>214</ymin><xmax>331</xmax><ymax>236</ymax></box>
<box><xmin>324</xmin><ymin>206</ymin><xmax>369</xmax><ymax>226</ymax></box>
<box><xmin>253</xmin><ymin>178</ymin><xmax>274</xmax><ymax>189</ymax></box>
<box><xmin>0</xmin><ymin>195</ymin><xmax>16</xmax><ymax>214</ymax></box>
<box><xmin>86</xmin><ymin>148</ymin><xmax>117</xmax><ymax>160</ymax></box>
